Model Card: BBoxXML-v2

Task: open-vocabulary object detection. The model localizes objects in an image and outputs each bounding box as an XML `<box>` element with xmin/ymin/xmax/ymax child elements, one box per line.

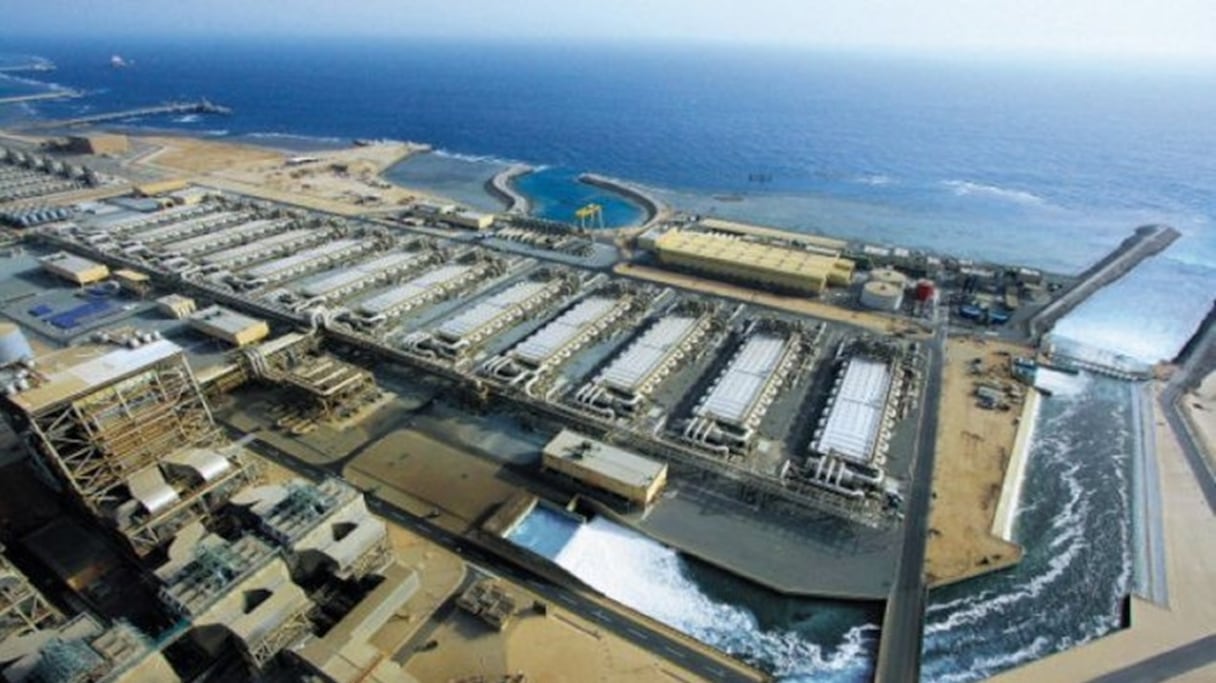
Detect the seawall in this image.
<box><xmin>485</xmin><ymin>164</ymin><xmax>533</xmax><ymax>214</ymax></box>
<box><xmin>991</xmin><ymin>388</ymin><xmax>1042</xmax><ymax>541</ymax></box>
<box><xmin>577</xmin><ymin>173</ymin><xmax>664</xmax><ymax>227</ymax></box>
<box><xmin>1026</xmin><ymin>224</ymin><xmax>1180</xmax><ymax>339</ymax></box>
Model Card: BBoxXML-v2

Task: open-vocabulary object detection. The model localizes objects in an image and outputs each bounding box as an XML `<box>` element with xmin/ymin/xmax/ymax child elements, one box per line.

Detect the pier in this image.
<box><xmin>20</xmin><ymin>99</ymin><xmax>232</xmax><ymax>131</ymax></box>
<box><xmin>485</xmin><ymin>164</ymin><xmax>533</xmax><ymax>214</ymax></box>
<box><xmin>578</xmin><ymin>173</ymin><xmax>665</xmax><ymax>227</ymax></box>
<box><xmin>1026</xmin><ymin>224</ymin><xmax>1180</xmax><ymax>339</ymax></box>
<box><xmin>0</xmin><ymin>89</ymin><xmax>82</xmax><ymax>106</ymax></box>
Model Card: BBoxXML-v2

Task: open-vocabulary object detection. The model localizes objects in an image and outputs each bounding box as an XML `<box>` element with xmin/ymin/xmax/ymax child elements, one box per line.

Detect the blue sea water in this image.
<box><xmin>2</xmin><ymin>37</ymin><xmax>1213</xmax><ymax>681</ymax></box>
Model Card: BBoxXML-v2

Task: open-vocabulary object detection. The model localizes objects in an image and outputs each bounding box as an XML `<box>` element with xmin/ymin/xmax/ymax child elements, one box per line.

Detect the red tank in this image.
<box><xmin>915</xmin><ymin>280</ymin><xmax>935</xmax><ymax>302</ymax></box>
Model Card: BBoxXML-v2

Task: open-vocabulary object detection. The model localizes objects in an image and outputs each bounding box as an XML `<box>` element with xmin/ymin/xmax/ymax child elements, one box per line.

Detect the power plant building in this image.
<box><xmin>0</xmin><ymin>333</ymin><xmax>260</xmax><ymax>556</ymax></box>
<box><xmin>542</xmin><ymin>429</ymin><xmax>668</xmax><ymax>507</ymax></box>
<box><xmin>654</xmin><ymin>230</ymin><xmax>853</xmax><ymax>295</ymax></box>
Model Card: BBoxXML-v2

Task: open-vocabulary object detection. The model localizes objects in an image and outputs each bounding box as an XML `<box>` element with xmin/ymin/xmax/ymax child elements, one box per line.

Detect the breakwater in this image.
<box><xmin>1027</xmin><ymin>224</ymin><xmax>1180</xmax><ymax>339</ymax></box>
<box><xmin>578</xmin><ymin>173</ymin><xmax>664</xmax><ymax>226</ymax></box>
<box><xmin>485</xmin><ymin>164</ymin><xmax>533</xmax><ymax>214</ymax></box>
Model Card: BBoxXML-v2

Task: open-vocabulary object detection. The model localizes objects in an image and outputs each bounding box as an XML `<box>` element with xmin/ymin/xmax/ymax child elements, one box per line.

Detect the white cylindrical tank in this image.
<box><xmin>0</xmin><ymin>323</ymin><xmax>34</xmax><ymax>365</ymax></box>
<box><xmin>869</xmin><ymin>267</ymin><xmax>908</xmax><ymax>288</ymax></box>
<box><xmin>860</xmin><ymin>280</ymin><xmax>904</xmax><ymax>311</ymax></box>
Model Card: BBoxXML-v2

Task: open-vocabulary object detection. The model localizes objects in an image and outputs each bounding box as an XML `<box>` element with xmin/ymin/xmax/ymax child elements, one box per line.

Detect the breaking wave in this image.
<box><xmin>943</xmin><ymin>179</ymin><xmax>1046</xmax><ymax>205</ymax></box>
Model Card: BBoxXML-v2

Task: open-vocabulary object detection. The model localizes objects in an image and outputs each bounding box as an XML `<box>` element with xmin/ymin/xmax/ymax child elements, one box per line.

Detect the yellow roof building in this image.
<box><xmin>655</xmin><ymin>230</ymin><xmax>854</xmax><ymax>295</ymax></box>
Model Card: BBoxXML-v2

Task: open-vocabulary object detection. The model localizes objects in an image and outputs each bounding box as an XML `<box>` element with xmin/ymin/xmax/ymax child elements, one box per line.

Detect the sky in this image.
<box><xmin>3</xmin><ymin>0</ymin><xmax>1215</xmax><ymax>61</ymax></box>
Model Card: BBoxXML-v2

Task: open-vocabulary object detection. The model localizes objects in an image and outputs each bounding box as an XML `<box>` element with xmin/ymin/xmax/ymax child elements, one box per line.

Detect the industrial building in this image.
<box><xmin>148</xmin><ymin>216</ymin><xmax>279</xmax><ymax>257</ymax></box>
<box><xmin>156</xmin><ymin>532</ymin><xmax>313</xmax><ymax>668</ymax></box>
<box><xmin>403</xmin><ymin>273</ymin><xmax>575</xmax><ymax>360</ymax></box>
<box><xmin>228</xmin><ymin>238</ymin><xmax>377</xmax><ymax>291</ymax></box>
<box><xmin>38</xmin><ymin>252</ymin><xmax>109</xmax><ymax>286</ymax></box>
<box><xmin>574</xmin><ymin>308</ymin><xmax>714</xmax><ymax>419</ymax></box>
<box><xmin>111</xmin><ymin>268</ymin><xmax>151</xmax><ymax>297</ymax></box>
<box><xmin>243</xmin><ymin>341</ymin><xmax>382</xmax><ymax>422</ymax></box>
<box><xmin>235</xmin><ymin>478</ymin><xmax>391</xmax><ymax>581</ymax></box>
<box><xmin>0</xmin><ymin>614</ymin><xmax>179</xmax><ymax>683</ymax></box>
<box><xmin>156</xmin><ymin>294</ymin><xmax>198</xmax><ymax>319</ymax></box>
<box><xmin>0</xmin><ymin>332</ymin><xmax>261</xmax><ymax>556</ymax></box>
<box><xmin>344</xmin><ymin>261</ymin><xmax>488</xmax><ymax>329</ymax></box>
<box><xmin>188</xmin><ymin>305</ymin><xmax>271</xmax><ymax>347</ymax></box>
<box><xmin>683</xmin><ymin>321</ymin><xmax>811</xmax><ymax>455</ymax></box>
<box><xmin>440</xmin><ymin>208</ymin><xmax>494</xmax><ymax>231</ymax></box>
<box><xmin>0</xmin><ymin>546</ymin><xmax>64</xmax><ymax>645</ymax></box>
<box><xmin>293</xmin><ymin>562</ymin><xmax>421</xmax><ymax>683</ymax></box>
<box><xmin>200</xmin><ymin>228</ymin><xmax>330</xmax><ymax>270</ymax></box>
<box><xmin>542</xmin><ymin>429</ymin><xmax>668</xmax><ymax>507</ymax></box>
<box><xmin>785</xmin><ymin>340</ymin><xmax>906</xmax><ymax>500</ymax></box>
<box><xmin>654</xmin><ymin>230</ymin><xmax>854</xmax><ymax>295</ymax></box>
<box><xmin>281</xmin><ymin>248</ymin><xmax>435</xmax><ymax>312</ymax></box>
<box><xmin>481</xmin><ymin>290</ymin><xmax>637</xmax><ymax>391</ymax></box>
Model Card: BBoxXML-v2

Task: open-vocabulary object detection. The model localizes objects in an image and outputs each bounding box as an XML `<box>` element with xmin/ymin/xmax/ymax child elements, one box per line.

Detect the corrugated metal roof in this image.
<box><xmin>300</xmin><ymin>251</ymin><xmax>425</xmax><ymax>298</ymax></box>
<box><xmin>357</xmin><ymin>265</ymin><xmax>471</xmax><ymax>315</ymax></box>
<box><xmin>437</xmin><ymin>280</ymin><xmax>549</xmax><ymax>340</ymax></box>
<box><xmin>511</xmin><ymin>296</ymin><xmax>617</xmax><ymax>365</ymax></box>
<box><xmin>814</xmin><ymin>357</ymin><xmax>890</xmax><ymax>462</ymax></box>
<box><xmin>698</xmin><ymin>334</ymin><xmax>786</xmax><ymax>425</ymax></box>
<box><xmin>598</xmin><ymin>316</ymin><xmax>697</xmax><ymax>393</ymax></box>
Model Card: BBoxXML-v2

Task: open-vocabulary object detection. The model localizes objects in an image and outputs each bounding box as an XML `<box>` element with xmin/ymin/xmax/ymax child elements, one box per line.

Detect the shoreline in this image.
<box><xmin>578</xmin><ymin>172</ymin><xmax>665</xmax><ymax>228</ymax></box>
<box><xmin>991</xmin><ymin>388</ymin><xmax>1042</xmax><ymax>541</ymax></box>
<box><xmin>484</xmin><ymin>163</ymin><xmax>533</xmax><ymax>214</ymax></box>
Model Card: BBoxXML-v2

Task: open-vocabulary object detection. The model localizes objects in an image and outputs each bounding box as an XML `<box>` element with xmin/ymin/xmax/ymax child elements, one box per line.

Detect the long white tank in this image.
<box><xmin>860</xmin><ymin>280</ymin><xmax>904</xmax><ymax>311</ymax></box>
<box><xmin>0</xmin><ymin>323</ymin><xmax>34</xmax><ymax>365</ymax></box>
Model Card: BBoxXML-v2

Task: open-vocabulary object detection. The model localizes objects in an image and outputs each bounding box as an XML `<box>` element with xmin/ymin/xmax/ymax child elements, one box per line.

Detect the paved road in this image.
<box><xmin>235</xmin><ymin>430</ymin><xmax>764</xmax><ymax>683</ymax></box>
<box><xmin>1087</xmin><ymin>633</ymin><xmax>1216</xmax><ymax>683</ymax></box>
<box><xmin>874</xmin><ymin>320</ymin><xmax>947</xmax><ymax>682</ymax></box>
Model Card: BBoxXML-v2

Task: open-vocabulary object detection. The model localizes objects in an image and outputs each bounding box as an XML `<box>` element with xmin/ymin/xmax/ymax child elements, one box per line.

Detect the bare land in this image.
<box><xmin>1182</xmin><ymin>370</ymin><xmax>1216</xmax><ymax>471</ymax></box>
<box><xmin>924</xmin><ymin>337</ymin><xmax>1030</xmax><ymax>587</ymax></box>
<box><xmin>132</xmin><ymin>134</ymin><xmax>448</xmax><ymax>215</ymax></box>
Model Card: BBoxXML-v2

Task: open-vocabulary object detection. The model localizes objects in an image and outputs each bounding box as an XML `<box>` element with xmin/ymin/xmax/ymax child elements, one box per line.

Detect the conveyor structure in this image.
<box><xmin>401</xmin><ymin>272</ymin><xmax>576</xmax><ymax>360</ymax></box>
<box><xmin>573</xmin><ymin>308</ymin><xmax>715</xmax><ymax>419</ymax></box>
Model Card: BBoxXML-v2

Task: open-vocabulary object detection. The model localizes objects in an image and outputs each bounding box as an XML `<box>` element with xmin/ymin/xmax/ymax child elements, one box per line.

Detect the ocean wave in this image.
<box><xmin>173</xmin><ymin>114</ymin><xmax>201</xmax><ymax>124</ymax></box>
<box><xmin>431</xmin><ymin>148</ymin><xmax>528</xmax><ymax>167</ymax></box>
<box><xmin>942</xmin><ymin>179</ymin><xmax>1046</xmax><ymax>205</ymax></box>
<box><xmin>854</xmin><ymin>174</ymin><xmax>894</xmax><ymax>186</ymax></box>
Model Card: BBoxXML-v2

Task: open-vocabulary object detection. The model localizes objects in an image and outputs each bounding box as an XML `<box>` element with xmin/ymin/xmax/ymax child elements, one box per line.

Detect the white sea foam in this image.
<box><xmin>854</xmin><ymin>174</ymin><xmax>894</xmax><ymax>186</ymax></box>
<box><xmin>1034</xmin><ymin>367</ymin><xmax>1091</xmax><ymax>397</ymax></box>
<box><xmin>552</xmin><ymin>517</ymin><xmax>873</xmax><ymax>678</ymax></box>
<box><xmin>431</xmin><ymin>148</ymin><xmax>527</xmax><ymax>167</ymax></box>
<box><xmin>942</xmin><ymin>179</ymin><xmax>1046</xmax><ymax>205</ymax></box>
<box><xmin>173</xmin><ymin>114</ymin><xmax>201</xmax><ymax>124</ymax></box>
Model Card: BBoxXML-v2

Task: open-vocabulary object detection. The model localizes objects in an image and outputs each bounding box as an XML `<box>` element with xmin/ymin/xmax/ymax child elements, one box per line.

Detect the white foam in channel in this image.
<box><xmin>553</xmin><ymin>517</ymin><xmax>874</xmax><ymax>679</ymax></box>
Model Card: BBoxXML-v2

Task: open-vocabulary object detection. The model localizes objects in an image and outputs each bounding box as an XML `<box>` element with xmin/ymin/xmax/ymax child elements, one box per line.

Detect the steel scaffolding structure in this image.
<box><xmin>0</xmin><ymin>548</ymin><xmax>63</xmax><ymax>645</ymax></box>
<box><xmin>3</xmin><ymin>338</ymin><xmax>261</xmax><ymax>556</ymax></box>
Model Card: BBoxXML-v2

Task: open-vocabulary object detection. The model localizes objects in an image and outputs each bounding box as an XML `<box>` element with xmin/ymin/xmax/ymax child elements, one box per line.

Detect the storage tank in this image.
<box><xmin>915</xmin><ymin>279</ymin><xmax>936</xmax><ymax>302</ymax></box>
<box><xmin>0</xmin><ymin>323</ymin><xmax>34</xmax><ymax>365</ymax></box>
<box><xmin>870</xmin><ymin>267</ymin><xmax>908</xmax><ymax>288</ymax></box>
<box><xmin>860</xmin><ymin>280</ymin><xmax>904</xmax><ymax>311</ymax></box>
